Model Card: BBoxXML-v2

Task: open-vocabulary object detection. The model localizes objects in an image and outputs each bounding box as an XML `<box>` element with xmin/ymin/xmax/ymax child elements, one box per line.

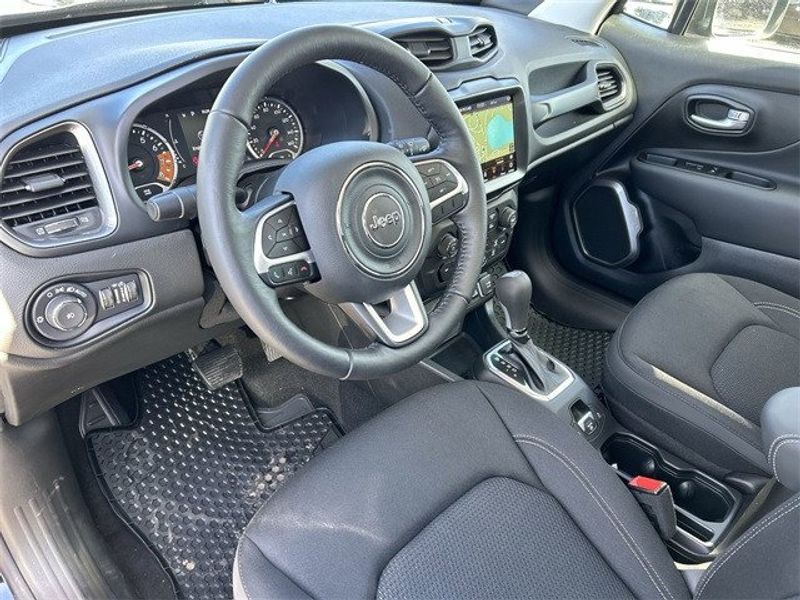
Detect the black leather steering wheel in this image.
<box><xmin>197</xmin><ymin>24</ymin><xmax>486</xmax><ymax>380</ymax></box>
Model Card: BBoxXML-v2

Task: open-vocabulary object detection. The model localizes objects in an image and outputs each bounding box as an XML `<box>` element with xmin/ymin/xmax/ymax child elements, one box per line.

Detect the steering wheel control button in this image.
<box><xmin>266</xmin><ymin>207</ymin><xmax>294</xmax><ymax>229</ymax></box>
<box><xmin>268</xmin><ymin>240</ymin><xmax>300</xmax><ymax>259</ymax></box>
<box><xmin>260</xmin><ymin>204</ymin><xmax>310</xmax><ymax>261</ymax></box>
<box><xmin>415</xmin><ymin>160</ymin><xmax>468</xmax><ymax>224</ymax></box>
<box><xmin>362</xmin><ymin>193</ymin><xmax>405</xmax><ymax>248</ymax></box>
<box><xmin>264</xmin><ymin>260</ymin><xmax>317</xmax><ymax>287</ymax></box>
<box><xmin>30</xmin><ymin>282</ymin><xmax>98</xmax><ymax>342</ymax></box>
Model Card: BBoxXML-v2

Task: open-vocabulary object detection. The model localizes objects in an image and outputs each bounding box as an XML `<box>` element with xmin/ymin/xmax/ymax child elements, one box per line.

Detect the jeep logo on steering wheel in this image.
<box><xmin>362</xmin><ymin>193</ymin><xmax>406</xmax><ymax>248</ymax></box>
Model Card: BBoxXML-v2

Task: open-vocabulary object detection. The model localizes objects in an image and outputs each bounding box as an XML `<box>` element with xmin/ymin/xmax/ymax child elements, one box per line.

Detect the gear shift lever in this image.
<box><xmin>495</xmin><ymin>270</ymin><xmax>534</xmax><ymax>340</ymax></box>
<box><xmin>493</xmin><ymin>271</ymin><xmax>567</xmax><ymax>396</ymax></box>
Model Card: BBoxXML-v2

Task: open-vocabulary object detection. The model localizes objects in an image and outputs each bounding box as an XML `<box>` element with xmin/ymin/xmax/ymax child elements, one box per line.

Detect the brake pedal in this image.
<box><xmin>190</xmin><ymin>345</ymin><xmax>243</xmax><ymax>390</ymax></box>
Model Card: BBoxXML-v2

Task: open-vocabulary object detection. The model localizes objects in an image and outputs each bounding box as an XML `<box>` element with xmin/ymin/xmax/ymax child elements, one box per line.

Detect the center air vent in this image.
<box><xmin>596</xmin><ymin>66</ymin><xmax>624</xmax><ymax>106</ymax></box>
<box><xmin>0</xmin><ymin>123</ymin><xmax>114</xmax><ymax>247</ymax></box>
<box><xmin>468</xmin><ymin>25</ymin><xmax>497</xmax><ymax>60</ymax></box>
<box><xmin>392</xmin><ymin>32</ymin><xmax>454</xmax><ymax>68</ymax></box>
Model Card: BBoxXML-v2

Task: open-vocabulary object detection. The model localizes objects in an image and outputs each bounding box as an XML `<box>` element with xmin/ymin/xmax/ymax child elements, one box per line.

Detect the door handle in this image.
<box><xmin>689</xmin><ymin>109</ymin><xmax>751</xmax><ymax>132</ymax></box>
<box><xmin>686</xmin><ymin>95</ymin><xmax>753</xmax><ymax>135</ymax></box>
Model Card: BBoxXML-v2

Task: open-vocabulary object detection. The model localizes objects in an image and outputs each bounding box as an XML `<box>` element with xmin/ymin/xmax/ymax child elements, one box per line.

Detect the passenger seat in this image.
<box><xmin>604</xmin><ymin>273</ymin><xmax>799</xmax><ymax>477</ymax></box>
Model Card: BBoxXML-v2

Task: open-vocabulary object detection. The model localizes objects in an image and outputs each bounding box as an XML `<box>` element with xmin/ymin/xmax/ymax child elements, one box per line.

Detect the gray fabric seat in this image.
<box><xmin>234</xmin><ymin>381</ymin><xmax>691</xmax><ymax>600</ymax></box>
<box><xmin>234</xmin><ymin>381</ymin><xmax>799</xmax><ymax>600</ymax></box>
<box><xmin>604</xmin><ymin>273</ymin><xmax>800</xmax><ymax>477</ymax></box>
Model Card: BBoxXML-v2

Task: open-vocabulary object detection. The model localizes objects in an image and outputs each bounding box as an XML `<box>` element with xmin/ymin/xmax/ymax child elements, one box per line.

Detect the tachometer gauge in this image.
<box><xmin>247</xmin><ymin>98</ymin><xmax>304</xmax><ymax>160</ymax></box>
<box><xmin>127</xmin><ymin>124</ymin><xmax>179</xmax><ymax>201</ymax></box>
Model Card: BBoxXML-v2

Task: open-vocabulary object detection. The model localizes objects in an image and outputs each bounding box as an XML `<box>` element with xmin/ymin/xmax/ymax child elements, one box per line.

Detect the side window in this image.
<box><xmin>624</xmin><ymin>0</ymin><xmax>800</xmax><ymax>55</ymax></box>
<box><xmin>689</xmin><ymin>0</ymin><xmax>800</xmax><ymax>54</ymax></box>
<box><xmin>623</xmin><ymin>0</ymin><xmax>681</xmax><ymax>29</ymax></box>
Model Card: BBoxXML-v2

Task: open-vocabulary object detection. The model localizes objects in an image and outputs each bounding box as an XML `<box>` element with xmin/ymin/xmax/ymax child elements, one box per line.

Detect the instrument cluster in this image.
<box><xmin>126</xmin><ymin>63</ymin><xmax>377</xmax><ymax>202</ymax></box>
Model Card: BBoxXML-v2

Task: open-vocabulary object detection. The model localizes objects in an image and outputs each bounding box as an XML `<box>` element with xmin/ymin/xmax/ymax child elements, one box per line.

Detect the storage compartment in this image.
<box><xmin>602</xmin><ymin>434</ymin><xmax>735</xmax><ymax>523</ymax></box>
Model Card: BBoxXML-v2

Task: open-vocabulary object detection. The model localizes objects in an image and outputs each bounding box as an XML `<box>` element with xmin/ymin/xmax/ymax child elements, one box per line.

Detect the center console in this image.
<box><xmin>417</xmin><ymin>84</ymin><xmax>526</xmax><ymax>305</ymax></box>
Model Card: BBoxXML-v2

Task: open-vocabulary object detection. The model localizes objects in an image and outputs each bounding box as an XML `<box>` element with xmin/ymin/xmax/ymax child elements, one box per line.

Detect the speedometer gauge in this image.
<box><xmin>247</xmin><ymin>98</ymin><xmax>304</xmax><ymax>160</ymax></box>
<box><xmin>127</xmin><ymin>124</ymin><xmax>178</xmax><ymax>201</ymax></box>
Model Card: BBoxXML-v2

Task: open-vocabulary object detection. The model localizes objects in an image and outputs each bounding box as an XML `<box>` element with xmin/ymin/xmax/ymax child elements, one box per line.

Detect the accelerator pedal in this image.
<box><xmin>190</xmin><ymin>345</ymin><xmax>243</xmax><ymax>390</ymax></box>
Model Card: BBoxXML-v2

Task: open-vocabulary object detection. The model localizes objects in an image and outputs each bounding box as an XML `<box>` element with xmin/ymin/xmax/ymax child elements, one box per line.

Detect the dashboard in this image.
<box><xmin>0</xmin><ymin>1</ymin><xmax>636</xmax><ymax>426</ymax></box>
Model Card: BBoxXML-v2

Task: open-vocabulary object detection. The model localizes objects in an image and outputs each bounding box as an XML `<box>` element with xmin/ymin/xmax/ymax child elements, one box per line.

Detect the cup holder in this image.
<box><xmin>602</xmin><ymin>434</ymin><xmax>734</xmax><ymax>523</ymax></box>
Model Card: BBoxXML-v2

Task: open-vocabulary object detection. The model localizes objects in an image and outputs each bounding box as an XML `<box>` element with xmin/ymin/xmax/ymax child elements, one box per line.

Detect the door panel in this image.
<box><xmin>551</xmin><ymin>14</ymin><xmax>800</xmax><ymax>301</ymax></box>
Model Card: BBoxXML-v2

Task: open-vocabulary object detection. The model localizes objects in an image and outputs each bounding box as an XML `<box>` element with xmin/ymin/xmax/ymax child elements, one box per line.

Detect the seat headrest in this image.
<box><xmin>762</xmin><ymin>387</ymin><xmax>800</xmax><ymax>492</ymax></box>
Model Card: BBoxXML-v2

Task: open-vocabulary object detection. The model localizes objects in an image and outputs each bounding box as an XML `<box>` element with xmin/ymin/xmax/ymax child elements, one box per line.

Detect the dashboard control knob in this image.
<box><xmin>498</xmin><ymin>206</ymin><xmax>518</xmax><ymax>229</ymax></box>
<box><xmin>436</xmin><ymin>233</ymin><xmax>459</xmax><ymax>260</ymax></box>
<box><xmin>45</xmin><ymin>295</ymin><xmax>88</xmax><ymax>331</ymax></box>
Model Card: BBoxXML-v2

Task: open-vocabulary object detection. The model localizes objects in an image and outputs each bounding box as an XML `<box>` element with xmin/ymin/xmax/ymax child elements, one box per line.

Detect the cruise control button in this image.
<box><xmin>431</xmin><ymin>181</ymin><xmax>457</xmax><ymax>200</ymax></box>
<box><xmin>268</xmin><ymin>240</ymin><xmax>300</xmax><ymax>258</ymax></box>
<box><xmin>417</xmin><ymin>162</ymin><xmax>441</xmax><ymax>177</ymax></box>
<box><xmin>425</xmin><ymin>174</ymin><xmax>444</xmax><ymax>189</ymax></box>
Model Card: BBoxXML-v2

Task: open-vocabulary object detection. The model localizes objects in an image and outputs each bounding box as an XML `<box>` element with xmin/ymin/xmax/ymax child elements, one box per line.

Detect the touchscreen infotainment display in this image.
<box><xmin>460</xmin><ymin>95</ymin><xmax>516</xmax><ymax>181</ymax></box>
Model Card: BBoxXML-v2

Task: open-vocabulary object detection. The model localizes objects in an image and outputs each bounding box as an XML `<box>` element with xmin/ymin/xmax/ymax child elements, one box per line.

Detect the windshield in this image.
<box><xmin>1</xmin><ymin>0</ymin><xmax>269</xmax><ymax>29</ymax></box>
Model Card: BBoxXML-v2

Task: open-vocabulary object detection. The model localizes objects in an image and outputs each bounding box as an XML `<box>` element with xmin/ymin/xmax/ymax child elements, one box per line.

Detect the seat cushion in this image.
<box><xmin>234</xmin><ymin>381</ymin><xmax>689</xmax><ymax>600</ymax></box>
<box><xmin>604</xmin><ymin>273</ymin><xmax>800</xmax><ymax>477</ymax></box>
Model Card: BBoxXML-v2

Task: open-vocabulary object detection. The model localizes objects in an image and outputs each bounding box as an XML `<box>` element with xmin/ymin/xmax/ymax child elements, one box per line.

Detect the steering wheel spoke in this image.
<box><xmin>410</xmin><ymin>155</ymin><xmax>470</xmax><ymax>223</ymax></box>
<box><xmin>249</xmin><ymin>194</ymin><xmax>318</xmax><ymax>288</ymax></box>
<box><xmin>343</xmin><ymin>282</ymin><xmax>428</xmax><ymax>348</ymax></box>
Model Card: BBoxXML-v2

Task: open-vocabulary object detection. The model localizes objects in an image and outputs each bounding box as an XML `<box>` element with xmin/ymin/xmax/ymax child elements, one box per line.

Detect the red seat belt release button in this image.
<box><xmin>627</xmin><ymin>476</ymin><xmax>677</xmax><ymax>540</ymax></box>
<box><xmin>628</xmin><ymin>475</ymin><xmax>668</xmax><ymax>495</ymax></box>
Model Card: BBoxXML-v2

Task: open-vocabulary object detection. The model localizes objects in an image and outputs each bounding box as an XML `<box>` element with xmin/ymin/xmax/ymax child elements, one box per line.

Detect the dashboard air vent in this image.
<box><xmin>0</xmin><ymin>132</ymin><xmax>97</xmax><ymax>228</ymax></box>
<box><xmin>0</xmin><ymin>123</ymin><xmax>114</xmax><ymax>247</ymax></box>
<box><xmin>596</xmin><ymin>67</ymin><xmax>623</xmax><ymax>105</ymax></box>
<box><xmin>468</xmin><ymin>25</ymin><xmax>497</xmax><ymax>60</ymax></box>
<box><xmin>392</xmin><ymin>32</ymin><xmax>454</xmax><ymax>68</ymax></box>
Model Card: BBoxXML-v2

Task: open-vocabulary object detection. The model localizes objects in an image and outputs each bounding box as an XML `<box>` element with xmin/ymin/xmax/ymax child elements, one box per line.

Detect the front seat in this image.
<box><xmin>233</xmin><ymin>381</ymin><xmax>797</xmax><ymax>600</ymax></box>
<box><xmin>604</xmin><ymin>273</ymin><xmax>800</xmax><ymax>478</ymax></box>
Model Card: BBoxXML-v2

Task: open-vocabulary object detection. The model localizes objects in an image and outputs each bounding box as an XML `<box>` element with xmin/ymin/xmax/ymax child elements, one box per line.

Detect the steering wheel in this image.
<box><xmin>197</xmin><ymin>25</ymin><xmax>486</xmax><ymax>380</ymax></box>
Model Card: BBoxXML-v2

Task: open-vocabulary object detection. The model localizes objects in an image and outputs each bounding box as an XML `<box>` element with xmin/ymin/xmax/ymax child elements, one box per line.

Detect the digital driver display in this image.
<box><xmin>460</xmin><ymin>95</ymin><xmax>516</xmax><ymax>181</ymax></box>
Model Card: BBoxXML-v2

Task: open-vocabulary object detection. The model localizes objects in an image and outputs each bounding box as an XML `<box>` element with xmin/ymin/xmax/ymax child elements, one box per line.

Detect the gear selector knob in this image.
<box><xmin>495</xmin><ymin>270</ymin><xmax>532</xmax><ymax>336</ymax></box>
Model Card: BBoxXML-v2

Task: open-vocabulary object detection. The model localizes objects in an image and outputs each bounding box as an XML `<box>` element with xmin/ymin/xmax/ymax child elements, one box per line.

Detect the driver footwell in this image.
<box><xmin>86</xmin><ymin>354</ymin><xmax>340</xmax><ymax>600</ymax></box>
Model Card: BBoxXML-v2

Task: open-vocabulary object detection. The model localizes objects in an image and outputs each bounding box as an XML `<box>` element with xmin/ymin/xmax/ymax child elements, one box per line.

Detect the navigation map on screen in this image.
<box><xmin>460</xmin><ymin>96</ymin><xmax>516</xmax><ymax>181</ymax></box>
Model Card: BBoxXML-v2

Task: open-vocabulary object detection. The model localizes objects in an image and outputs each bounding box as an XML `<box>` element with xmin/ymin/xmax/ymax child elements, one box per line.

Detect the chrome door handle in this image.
<box><xmin>689</xmin><ymin>108</ymin><xmax>751</xmax><ymax>132</ymax></box>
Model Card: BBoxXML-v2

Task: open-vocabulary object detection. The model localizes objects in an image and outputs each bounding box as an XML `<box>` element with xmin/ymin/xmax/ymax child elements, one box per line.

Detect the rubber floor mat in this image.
<box><xmin>87</xmin><ymin>354</ymin><xmax>338</xmax><ymax>600</ymax></box>
<box><xmin>494</xmin><ymin>302</ymin><xmax>613</xmax><ymax>389</ymax></box>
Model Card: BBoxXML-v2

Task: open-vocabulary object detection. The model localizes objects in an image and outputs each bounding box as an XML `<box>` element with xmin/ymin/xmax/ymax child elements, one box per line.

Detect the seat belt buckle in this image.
<box><xmin>628</xmin><ymin>476</ymin><xmax>677</xmax><ymax>540</ymax></box>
